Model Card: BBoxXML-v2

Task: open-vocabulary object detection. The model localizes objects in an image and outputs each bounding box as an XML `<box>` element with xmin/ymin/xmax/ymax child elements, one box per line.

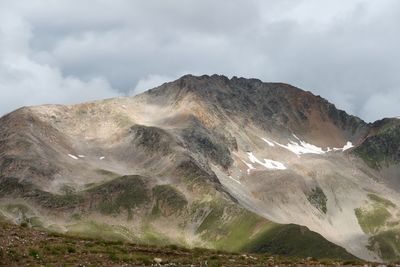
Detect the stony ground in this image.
<box><xmin>0</xmin><ymin>220</ymin><xmax>380</xmax><ymax>267</ymax></box>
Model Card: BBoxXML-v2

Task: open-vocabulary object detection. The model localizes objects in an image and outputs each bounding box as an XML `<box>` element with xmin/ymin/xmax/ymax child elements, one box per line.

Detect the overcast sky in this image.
<box><xmin>0</xmin><ymin>0</ymin><xmax>399</xmax><ymax>121</ymax></box>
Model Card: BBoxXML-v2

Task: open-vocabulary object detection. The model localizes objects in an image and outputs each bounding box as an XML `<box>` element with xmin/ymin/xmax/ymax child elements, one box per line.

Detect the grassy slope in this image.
<box><xmin>354</xmin><ymin>194</ymin><xmax>395</xmax><ymax>235</ymax></box>
<box><xmin>88</xmin><ymin>175</ymin><xmax>150</xmax><ymax>218</ymax></box>
<box><xmin>0</xmin><ymin>198</ymin><xmax>359</xmax><ymax>262</ymax></box>
<box><xmin>0</xmin><ymin>219</ymin><xmax>365</xmax><ymax>266</ymax></box>
<box><xmin>368</xmin><ymin>229</ymin><xmax>400</xmax><ymax>262</ymax></box>
<box><xmin>0</xmin><ymin>174</ymin><xmax>359</xmax><ymax>262</ymax></box>
<box><xmin>192</xmin><ymin>199</ymin><xmax>356</xmax><ymax>261</ymax></box>
<box><xmin>353</xmin><ymin>120</ymin><xmax>400</xmax><ymax>169</ymax></box>
<box><xmin>152</xmin><ymin>184</ymin><xmax>188</xmax><ymax>217</ymax></box>
<box><xmin>354</xmin><ymin>193</ymin><xmax>400</xmax><ymax>262</ymax></box>
<box><xmin>242</xmin><ymin>224</ymin><xmax>356</xmax><ymax>260</ymax></box>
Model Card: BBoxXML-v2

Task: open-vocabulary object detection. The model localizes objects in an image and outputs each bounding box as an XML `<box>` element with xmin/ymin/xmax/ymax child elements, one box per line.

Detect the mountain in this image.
<box><xmin>1</xmin><ymin>74</ymin><xmax>400</xmax><ymax>262</ymax></box>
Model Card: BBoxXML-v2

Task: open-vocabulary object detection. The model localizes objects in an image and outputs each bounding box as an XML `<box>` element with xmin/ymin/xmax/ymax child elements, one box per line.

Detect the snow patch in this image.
<box><xmin>330</xmin><ymin>141</ymin><xmax>354</xmax><ymax>151</ymax></box>
<box><xmin>342</xmin><ymin>141</ymin><xmax>354</xmax><ymax>151</ymax></box>
<box><xmin>262</xmin><ymin>135</ymin><xmax>326</xmax><ymax>156</ymax></box>
<box><xmin>247</xmin><ymin>152</ymin><xmax>287</xmax><ymax>170</ymax></box>
<box><xmin>261</xmin><ymin>138</ymin><xmax>275</xmax><ymax>147</ymax></box>
<box><xmin>99</xmin><ymin>156</ymin><xmax>105</xmax><ymax>160</ymax></box>
<box><xmin>78</xmin><ymin>155</ymin><xmax>85</xmax><ymax>158</ymax></box>
<box><xmin>274</xmin><ymin>140</ymin><xmax>325</xmax><ymax>155</ymax></box>
<box><xmin>68</xmin><ymin>154</ymin><xmax>78</xmax><ymax>160</ymax></box>
<box><xmin>261</xmin><ymin>136</ymin><xmax>355</xmax><ymax>155</ymax></box>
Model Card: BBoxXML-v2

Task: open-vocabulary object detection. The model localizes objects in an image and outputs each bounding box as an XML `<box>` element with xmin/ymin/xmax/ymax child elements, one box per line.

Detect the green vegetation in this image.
<box><xmin>83</xmin><ymin>169</ymin><xmax>121</xmax><ymax>189</ymax></box>
<box><xmin>71</xmin><ymin>213</ymin><xmax>82</xmax><ymax>220</ymax></box>
<box><xmin>44</xmin><ymin>244</ymin><xmax>76</xmax><ymax>255</ymax></box>
<box><xmin>196</xmin><ymin>206</ymin><xmax>223</xmax><ymax>234</ymax></box>
<box><xmin>95</xmin><ymin>168</ymin><xmax>120</xmax><ymax>178</ymax></box>
<box><xmin>307</xmin><ymin>187</ymin><xmax>328</xmax><ymax>214</ymax></box>
<box><xmin>177</xmin><ymin>160</ymin><xmax>217</xmax><ymax>194</ymax></box>
<box><xmin>354</xmin><ymin>194</ymin><xmax>400</xmax><ymax>262</ymax></box>
<box><xmin>2</xmin><ymin>203</ymin><xmax>30</xmax><ymax>214</ymax></box>
<box><xmin>368</xmin><ymin>193</ymin><xmax>396</xmax><ymax>208</ymax></box>
<box><xmin>355</xmin><ymin>194</ymin><xmax>395</xmax><ymax>235</ymax></box>
<box><xmin>35</xmin><ymin>185</ymin><xmax>85</xmax><ymax>210</ymax></box>
<box><xmin>189</xmin><ymin>199</ymin><xmax>354</xmax><ymax>260</ymax></box>
<box><xmin>181</xmin><ymin>126</ymin><xmax>232</xmax><ymax>168</ymax></box>
<box><xmin>368</xmin><ymin>229</ymin><xmax>400</xmax><ymax>262</ymax></box>
<box><xmin>28</xmin><ymin>248</ymin><xmax>40</xmax><ymax>259</ymax></box>
<box><xmin>33</xmin><ymin>188</ymin><xmax>84</xmax><ymax>209</ymax></box>
<box><xmin>91</xmin><ymin>175</ymin><xmax>150</xmax><ymax>218</ymax></box>
<box><xmin>67</xmin><ymin>221</ymin><xmax>136</xmax><ymax>242</ymax></box>
<box><xmin>152</xmin><ymin>185</ymin><xmax>187</xmax><ymax>217</ymax></box>
<box><xmin>67</xmin><ymin>220</ymin><xmax>175</xmax><ymax>248</ymax></box>
<box><xmin>191</xmin><ymin>199</ymin><xmax>274</xmax><ymax>252</ymax></box>
<box><xmin>355</xmin><ymin>206</ymin><xmax>390</xmax><ymax>235</ymax></box>
<box><xmin>0</xmin><ymin>176</ymin><xmax>369</xmax><ymax>263</ymax></box>
<box><xmin>215</xmin><ymin>212</ymin><xmax>274</xmax><ymax>252</ymax></box>
<box><xmin>130</xmin><ymin>124</ymin><xmax>173</xmax><ymax>155</ymax></box>
<box><xmin>0</xmin><ymin>203</ymin><xmax>44</xmax><ymax>228</ymax></box>
<box><xmin>60</xmin><ymin>184</ymin><xmax>76</xmax><ymax>195</ymax></box>
<box><xmin>140</xmin><ymin>224</ymin><xmax>173</xmax><ymax>246</ymax></box>
<box><xmin>353</xmin><ymin>122</ymin><xmax>400</xmax><ymax>169</ymax></box>
<box><xmin>242</xmin><ymin>224</ymin><xmax>357</xmax><ymax>260</ymax></box>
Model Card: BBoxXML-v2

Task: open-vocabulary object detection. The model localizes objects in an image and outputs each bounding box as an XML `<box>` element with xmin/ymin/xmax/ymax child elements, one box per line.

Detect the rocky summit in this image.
<box><xmin>1</xmin><ymin>74</ymin><xmax>400</xmax><ymax>264</ymax></box>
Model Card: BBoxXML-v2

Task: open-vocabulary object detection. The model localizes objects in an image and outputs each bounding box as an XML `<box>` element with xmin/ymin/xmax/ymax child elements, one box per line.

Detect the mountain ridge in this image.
<box><xmin>1</xmin><ymin>74</ymin><xmax>400</xmax><ymax>262</ymax></box>
<box><xmin>145</xmin><ymin>74</ymin><xmax>369</xmax><ymax>147</ymax></box>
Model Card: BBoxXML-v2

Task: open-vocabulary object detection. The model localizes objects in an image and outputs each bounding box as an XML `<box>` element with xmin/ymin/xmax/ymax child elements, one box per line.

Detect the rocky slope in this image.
<box><xmin>1</xmin><ymin>74</ymin><xmax>400</xmax><ymax>263</ymax></box>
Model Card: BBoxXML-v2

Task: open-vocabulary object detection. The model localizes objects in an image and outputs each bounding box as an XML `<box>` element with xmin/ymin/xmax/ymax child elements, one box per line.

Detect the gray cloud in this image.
<box><xmin>0</xmin><ymin>0</ymin><xmax>399</xmax><ymax>121</ymax></box>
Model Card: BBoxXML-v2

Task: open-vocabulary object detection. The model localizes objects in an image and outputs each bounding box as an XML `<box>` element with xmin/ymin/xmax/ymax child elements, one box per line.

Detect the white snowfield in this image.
<box><xmin>275</xmin><ymin>140</ymin><xmax>325</xmax><ymax>155</ymax></box>
<box><xmin>262</xmin><ymin>136</ymin><xmax>354</xmax><ymax>155</ymax></box>
<box><xmin>247</xmin><ymin>152</ymin><xmax>287</xmax><ymax>170</ymax></box>
<box><xmin>67</xmin><ymin>154</ymin><xmax>79</xmax><ymax>160</ymax></box>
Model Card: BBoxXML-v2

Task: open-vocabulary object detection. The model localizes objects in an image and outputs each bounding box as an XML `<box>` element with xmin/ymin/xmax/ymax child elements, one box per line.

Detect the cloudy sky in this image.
<box><xmin>0</xmin><ymin>0</ymin><xmax>399</xmax><ymax>121</ymax></box>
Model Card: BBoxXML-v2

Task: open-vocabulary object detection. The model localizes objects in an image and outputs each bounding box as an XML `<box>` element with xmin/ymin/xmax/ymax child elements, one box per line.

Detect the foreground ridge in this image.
<box><xmin>0</xmin><ymin>220</ymin><xmax>367</xmax><ymax>267</ymax></box>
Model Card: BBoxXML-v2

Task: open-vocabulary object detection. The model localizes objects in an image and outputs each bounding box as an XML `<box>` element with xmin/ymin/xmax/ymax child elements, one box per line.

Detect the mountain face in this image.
<box><xmin>1</xmin><ymin>74</ymin><xmax>400</xmax><ymax>262</ymax></box>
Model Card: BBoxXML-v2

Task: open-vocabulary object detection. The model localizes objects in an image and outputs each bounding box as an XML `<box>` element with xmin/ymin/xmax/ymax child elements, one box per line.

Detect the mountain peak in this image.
<box><xmin>147</xmin><ymin>74</ymin><xmax>325</xmax><ymax>103</ymax></box>
<box><xmin>142</xmin><ymin>74</ymin><xmax>367</xmax><ymax>147</ymax></box>
<box><xmin>1</xmin><ymin>74</ymin><xmax>400</xmax><ymax>262</ymax></box>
